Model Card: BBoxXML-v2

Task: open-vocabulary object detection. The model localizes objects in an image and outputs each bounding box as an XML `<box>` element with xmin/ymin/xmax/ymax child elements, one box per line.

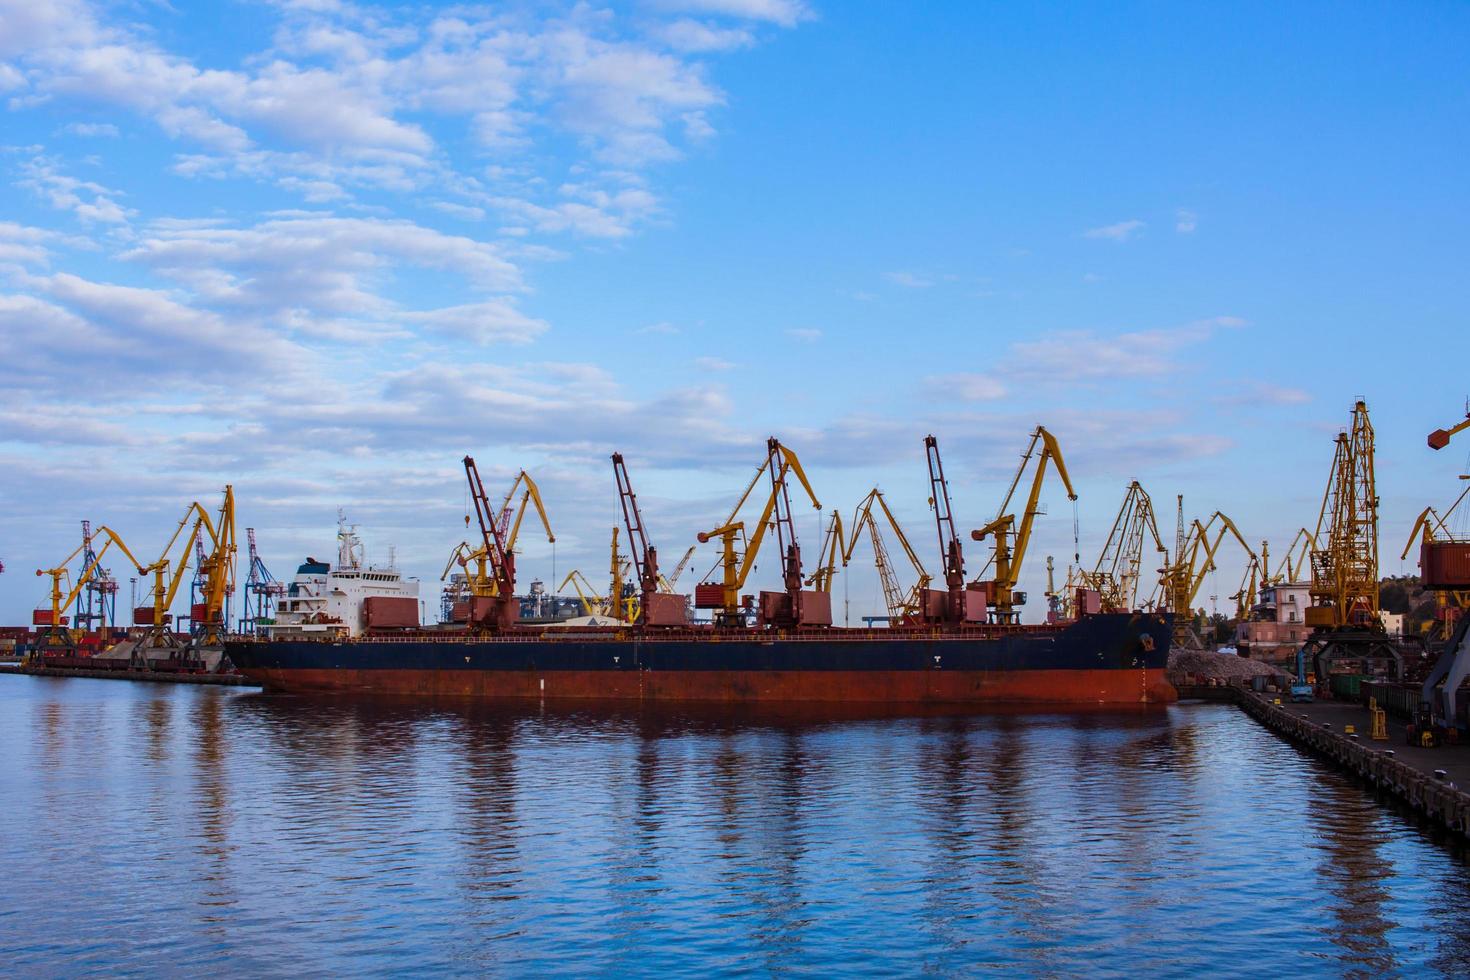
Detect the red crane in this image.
<box><xmin>463</xmin><ymin>456</ymin><xmax>518</xmax><ymax>628</ymax></box>
<box><xmin>612</xmin><ymin>453</ymin><xmax>685</xmax><ymax>625</ymax></box>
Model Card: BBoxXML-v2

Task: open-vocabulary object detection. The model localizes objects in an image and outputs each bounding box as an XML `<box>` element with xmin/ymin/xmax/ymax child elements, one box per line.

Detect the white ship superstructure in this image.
<box><xmin>267</xmin><ymin>512</ymin><xmax>420</xmax><ymax>638</ymax></box>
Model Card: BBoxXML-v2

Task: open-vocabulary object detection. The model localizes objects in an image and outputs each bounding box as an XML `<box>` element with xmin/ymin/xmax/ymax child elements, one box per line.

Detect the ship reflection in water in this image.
<box><xmin>4</xmin><ymin>678</ymin><xmax>1470</xmax><ymax>976</ymax></box>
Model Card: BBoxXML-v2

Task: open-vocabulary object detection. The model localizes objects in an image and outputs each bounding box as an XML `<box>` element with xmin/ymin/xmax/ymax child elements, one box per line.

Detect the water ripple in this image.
<box><xmin>2</xmin><ymin>676</ymin><xmax>1468</xmax><ymax>976</ymax></box>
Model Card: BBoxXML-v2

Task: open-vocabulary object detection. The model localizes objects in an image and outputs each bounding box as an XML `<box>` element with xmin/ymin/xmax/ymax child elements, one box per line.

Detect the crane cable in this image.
<box><xmin>1072</xmin><ymin>498</ymin><xmax>1081</xmax><ymax>566</ymax></box>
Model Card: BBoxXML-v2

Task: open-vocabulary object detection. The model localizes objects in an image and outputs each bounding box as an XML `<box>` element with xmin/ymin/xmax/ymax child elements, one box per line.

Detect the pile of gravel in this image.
<box><xmin>1168</xmin><ymin>648</ymin><xmax>1291</xmax><ymax>684</ymax></box>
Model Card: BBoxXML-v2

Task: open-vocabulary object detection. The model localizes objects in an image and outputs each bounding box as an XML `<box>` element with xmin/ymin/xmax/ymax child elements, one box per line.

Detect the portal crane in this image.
<box><xmin>1429</xmin><ymin>406</ymin><xmax>1470</xmax><ymax>450</ymax></box>
<box><xmin>33</xmin><ymin>526</ymin><xmax>145</xmax><ymax>654</ymax></box>
<box><xmin>612</xmin><ymin>453</ymin><xmax>684</xmax><ymax>625</ymax></box>
<box><xmin>558</xmin><ymin>569</ymin><xmax>609</xmax><ymax>618</ymax></box>
<box><xmin>133</xmin><ymin>501</ymin><xmax>216</xmax><ymax>649</ymax></box>
<box><xmin>462</xmin><ymin>456</ymin><xmax>518</xmax><ymax>628</ymax></box>
<box><xmin>1082</xmin><ymin>481</ymin><xmax>1166</xmax><ymax>613</ymax></box>
<box><xmin>971</xmin><ymin>426</ymin><xmax>1077</xmax><ymax>623</ymax></box>
<box><xmin>697</xmin><ymin>438</ymin><xmax>821</xmax><ymax>627</ymax></box>
<box><xmin>660</xmin><ymin>546</ymin><xmax>697</xmax><ymax>592</ymax></box>
<box><xmin>1155</xmin><ymin>501</ymin><xmax>1256</xmax><ymax>647</ymax></box>
<box><xmin>845</xmin><ymin>489</ymin><xmax>930</xmax><ymax>623</ymax></box>
<box><xmin>1296</xmin><ymin>401</ymin><xmax>1410</xmax><ymax>681</ymax></box>
<box><xmin>924</xmin><ymin>435</ymin><xmax>972</xmax><ymax>623</ymax></box>
<box><xmin>1413</xmin><ymin>405</ymin><xmax>1470</xmax><ymax>726</ymax></box>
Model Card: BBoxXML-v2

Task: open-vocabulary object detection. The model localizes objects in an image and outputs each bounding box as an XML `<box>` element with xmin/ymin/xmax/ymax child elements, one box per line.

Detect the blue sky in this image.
<box><xmin>1</xmin><ymin>0</ymin><xmax>1468</xmax><ymax>624</ymax></box>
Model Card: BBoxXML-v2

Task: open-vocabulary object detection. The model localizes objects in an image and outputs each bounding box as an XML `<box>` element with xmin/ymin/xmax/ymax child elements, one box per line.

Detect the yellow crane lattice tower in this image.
<box><xmin>1308</xmin><ymin>400</ymin><xmax>1380</xmax><ymax>629</ymax></box>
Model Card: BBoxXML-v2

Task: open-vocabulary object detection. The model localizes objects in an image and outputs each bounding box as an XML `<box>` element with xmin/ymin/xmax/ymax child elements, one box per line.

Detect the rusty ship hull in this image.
<box><xmin>226</xmin><ymin>612</ymin><xmax>1176</xmax><ymax>705</ymax></box>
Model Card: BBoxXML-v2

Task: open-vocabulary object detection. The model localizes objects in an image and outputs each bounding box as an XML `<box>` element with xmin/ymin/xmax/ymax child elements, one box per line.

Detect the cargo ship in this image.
<box><xmin>226</xmin><ymin>442</ymin><xmax>1177</xmax><ymax>705</ymax></box>
<box><xmin>227</xmin><ymin>613</ymin><xmax>1174</xmax><ymax>703</ymax></box>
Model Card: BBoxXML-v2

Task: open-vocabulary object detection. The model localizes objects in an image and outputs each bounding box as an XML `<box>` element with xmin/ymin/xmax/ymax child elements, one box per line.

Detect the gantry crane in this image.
<box><xmin>32</xmin><ymin>525</ymin><xmax>145</xmax><ymax>656</ymax></box>
<box><xmin>241</xmin><ymin>527</ymin><xmax>285</xmax><ymax>634</ymax></box>
<box><xmin>191</xmin><ymin>485</ymin><xmax>237</xmax><ymax>648</ymax></box>
<box><xmin>971</xmin><ymin>427</ymin><xmax>1077</xmax><ymax>623</ymax></box>
<box><xmin>612</xmin><ymin>452</ymin><xmax>685</xmax><ymax>625</ymax></box>
<box><xmin>1300</xmin><ymin>401</ymin><xmax>1407</xmax><ymax>681</ymax></box>
<box><xmin>74</xmin><ymin>520</ymin><xmax>118</xmax><ymax>633</ymax></box>
<box><xmin>1080</xmin><ymin>481</ymin><xmax>1166</xmax><ymax>613</ymax></box>
<box><xmin>696</xmin><ymin>438</ymin><xmax>823</xmax><ymax>627</ymax></box>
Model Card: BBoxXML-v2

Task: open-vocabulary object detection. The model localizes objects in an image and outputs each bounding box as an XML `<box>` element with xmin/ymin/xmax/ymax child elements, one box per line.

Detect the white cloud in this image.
<box><xmin>661</xmin><ymin>0</ymin><xmax>811</xmax><ymax>27</ymax></box>
<box><xmin>1083</xmin><ymin>219</ymin><xmax>1144</xmax><ymax>242</ymax></box>
<box><xmin>694</xmin><ymin>356</ymin><xmax>736</xmax><ymax>371</ymax></box>
<box><xmin>1176</xmin><ymin>208</ymin><xmax>1197</xmax><ymax>234</ymax></box>
<box><xmin>121</xmin><ymin>214</ymin><xmax>524</xmax><ymax>314</ymax></box>
<box><xmin>1006</xmin><ymin>316</ymin><xmax>1246</xmax><ymax>382</ymax></box>
<box><xmin>17</xmin><ymin>155</ymin><xmax>133</xmax><ymax>224</ymax></box>
<box><xmin>1217</xmin><ymin>381</ymin><xmax>1310</xmax><ymax>407</ymax></box>
<box><xmin>658</xmin><ymin>19</ymin><xmax>756</xmax><ymax>52</ymax></box>
<box><xmin>884</xmin><ymin>270</ymin><xmax>934</xmax><ymax>288</ymax></box>
<box><xmin>636</xmin><ymin>321</ymin><xmax>680</xmax><ymax>335</ymax></box>
<box><xmin>927</xmin><ymin>373</ymin><xmax>1007</xmax><ymax>401</ymax></box>
<box><xmin>786</xmin><ymin>327</ymin><xmax>822</xmax><ymax>342</ymax></box>
<box><xmin>401</xmin><ymin>300</ymin><xmax>549</xmax><ymax>345</ymax></box>
<box><xmin>58</xmin><ymin>122</ymin><xmax>119</xmax><ymax>137</ymax></box>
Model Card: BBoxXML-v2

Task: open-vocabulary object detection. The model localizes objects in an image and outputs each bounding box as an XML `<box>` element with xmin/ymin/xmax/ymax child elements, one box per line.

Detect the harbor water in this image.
<box><xmin>3</xmin><ymin>675</ymin><xmax>1469</xmax><ymax>977</ymax></box>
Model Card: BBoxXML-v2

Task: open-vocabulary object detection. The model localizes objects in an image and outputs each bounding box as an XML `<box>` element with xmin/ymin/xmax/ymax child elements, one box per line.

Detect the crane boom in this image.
<box><xmin>971</xmin><ymin>426</ymin><xmax>1077</xmax><ymax>622</ymax></box>
<box><xmin>1429</xmin><ymin>410</ymin><xmax>1470</xmax><ymax>450</ymax></box>
<box><xmin>923</xmin><ymin>436</ymin><xmax>967</xmax><ymax>623</ymax></box>
<box><xmin>697</xmin><ymin>439</ymin><xmax>821</xmax><ymax>626</ymax></box>
<box><xmin>463</xmin><ymin>455</ymin><xmax>517</xmax><ymax>628</ymax></box>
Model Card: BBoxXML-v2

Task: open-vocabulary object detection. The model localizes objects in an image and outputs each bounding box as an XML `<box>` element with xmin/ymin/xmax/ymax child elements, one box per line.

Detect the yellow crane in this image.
<box><xmin>805</xmin><ymin>489</ymin><xmax>931</xmax><ymax>623</ymax></box>
<box><xmin>697</xmin><ymin>438</ymin><xmax>821</xmax><ymax>626</ymax></box>
<box><xmin>658</xmin><ymin>546</ymin><xmax>697</xmax><ymax>593</ymax></box>
<box><xmin>558</xmin><ymin>569</ymin><xmax>609</xmax><ymax>617</ymax></box>
<box><xmin>1266</xmin><ymin>527</ymin><xmax>1318</xmax><ymax>585</ymax></box>
<box><xmin>1401</xmin><ymin>484</ymin><xmax>1470</xmax><ymax>644</ymax></box>
<box><xmin>1307</xmin><ymin>400</ymin><xmax>1380</xmax><ymax>630</ymax></box>
<box><xmin>853</xmin><ymin>490</ymin><xmax>931</xmax><ymax>622</ymax></box>
<box><xmin>192</xmin><ymin>485</ymin><xmax>236</xmax><ymax>646</ymax></box>
<box><xmin>971</xmin><ymin>426</ymin><xmax>1077</xmax><ymax>622</ymax></box>
<box><xmin>33</xmin><ymin>525</ymin><xmax>146</xmax><ymax>652</ymax></box>
<box><xmin>1156</xmin><ymin>501</ymin><xmax>1256</xmax><ymax>637</ymax></box>
<box><xmin>1429</xmin><ymin>408</ymin><xmax>1470</xmax><ymax>450</ymax></box>
<box><xmin>1081</xmin><ymin>481</ymin><xmax>1166</xmax><ymax>613</ymax></box>
<box><xmin>134</xmin><ymin>501</ymin><xmax>218</xmax><ymax>647</ymax></box>
<box><xmin>446</xmin><ymin>469</ymin><xmax>556</xmax><ymax>600</ymax></box>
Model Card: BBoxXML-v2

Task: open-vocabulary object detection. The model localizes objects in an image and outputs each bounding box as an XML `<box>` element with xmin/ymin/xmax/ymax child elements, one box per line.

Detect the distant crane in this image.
<box><xmin>74</xmin><ymin>520</ymin><xmax>119</xmax><ymax>633</ymax></box>
<box><xmin>1081</xmin><ymin>481</ymin><xmax>1166</xmax><ymax>613</ymax></box>
<box><xmin>241</xmin><ymin>527</ymin><xmax>285</xmax><ymax>635</ymax></box>
<box><xmin>1154</xmin><ymin>497</ymin><xmax>1255</xmax><ymax>649</ymax></box>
